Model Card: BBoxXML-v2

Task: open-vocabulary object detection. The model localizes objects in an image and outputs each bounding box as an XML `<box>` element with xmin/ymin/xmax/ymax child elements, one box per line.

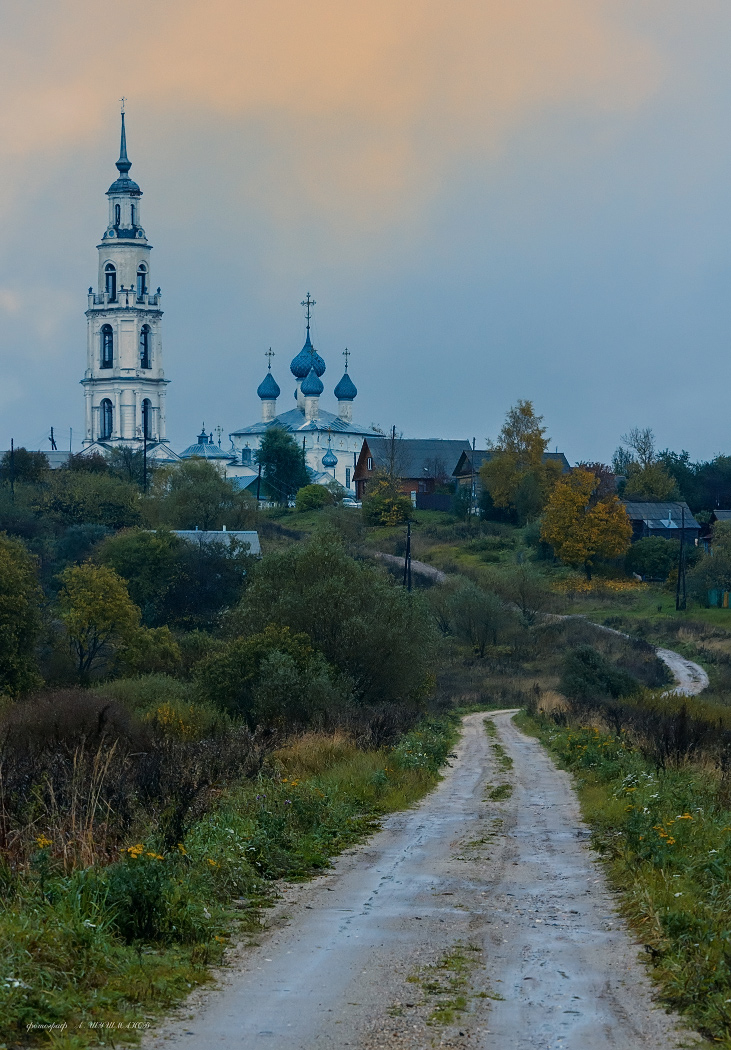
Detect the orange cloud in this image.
<box><xmin>0</xmin><ymin>0</ymin><xmax>660</xmax><ymax>229</ymax></box>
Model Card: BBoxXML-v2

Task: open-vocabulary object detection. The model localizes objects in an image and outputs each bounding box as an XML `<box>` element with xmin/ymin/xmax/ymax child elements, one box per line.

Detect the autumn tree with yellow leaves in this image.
<box><xmin>480</xmin><ymin>400</ymin><xmax>562</xmax><ymax>524</ymax></box>
<box><xmin>540</xmin><ymin>468</ymin><xmax>632</xmax><ymax>579</ymax></box>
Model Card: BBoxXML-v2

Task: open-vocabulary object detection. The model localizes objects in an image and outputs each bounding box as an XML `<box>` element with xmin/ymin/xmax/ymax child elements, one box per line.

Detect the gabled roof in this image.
<box><xmin>452</xmin><ymin>449</ymin><xmax>571</xmax><ymax>477</ymax></box>
<box><xmin>364</xmin><ymin>437</ymin><xmax>471</xmax><ymax>479</ymax></box>
<box><xmin>712</xmin><ymin>510</ymin><xmax>731</xmax><ymax>521</ymax></box>
<box><xmin>622</xmin><ymin>501</ymin><xmax>700</xmax><ymax>530</ymax></box>
<box><xmin>230</xmin><ymin>406</ymin><xmax>379</xmax><ymax>438</ymax></box>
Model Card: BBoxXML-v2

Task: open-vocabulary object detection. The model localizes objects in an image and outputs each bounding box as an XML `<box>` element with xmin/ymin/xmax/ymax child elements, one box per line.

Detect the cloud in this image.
<box><xmin>0</xmin><ymin>0</ymin><xmax>660</xmax><ymax>230</ymax></box>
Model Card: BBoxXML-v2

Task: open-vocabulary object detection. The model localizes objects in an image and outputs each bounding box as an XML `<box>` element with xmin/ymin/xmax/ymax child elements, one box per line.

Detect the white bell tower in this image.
<box><xmin>81</xmin><ymin>105</ymin><xmax>169</xmax><ymax>448</ymax></box>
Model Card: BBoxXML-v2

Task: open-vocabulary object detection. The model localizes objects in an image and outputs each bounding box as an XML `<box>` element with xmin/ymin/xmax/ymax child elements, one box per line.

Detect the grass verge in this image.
<box><xmin>516</xmin><ymin>711</ymin><xmax>731</xmax><ymax>1047</ymax></box>
<box><xmin>1</xmin><ymin>716</ymin><xmax>460</xmax><ymax>1048</ymax></box>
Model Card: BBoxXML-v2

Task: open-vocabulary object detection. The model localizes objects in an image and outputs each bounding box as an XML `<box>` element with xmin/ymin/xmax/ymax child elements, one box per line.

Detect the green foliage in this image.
<box><xmin>232</xmin><ymin>534</ymin><xmax>438</xmax><ymax>710</ymax></box>
<box><xmin>57</xmin><ymin>563</ymin><xmax>141</xmax><ymax>681</ymax></box>
<box><xmin>434</xmin><ymin>579</ymin><xmax>513</xmax><ymax>657</ymax></box>
<box><xmin>295</xmin><ymin>484</ymin><xmax>335</xmax><ymax>512</ymax></box>
<box><xmin>361</xmin><ymin>475</ymin><xmax>412</xmax><ymax>526</ymax></box>
<box><xmin>93</xmin><ymin>673</ymin><xmax>194</xmax><ymax>714</ymax></box>
<box><xmin>527</xmin><ymin>716</ymin><xmax>731</xmax><ymax>1043</ymax></box>
<box><xmin>622</xmin><ymin>462</ymin><xmax>678</xmax><ymax>501</ymax></box>
<box><xmin>0</xmin><ymin>533</ymin><xmax>43</xmax><ymax>697</ymax></box>
<box><xmin>118</xmin><ymin>625</ymin><xmax>182</xmax><ymax>677</ymax></box>
<box><xmin>560</xmin><ymin>645</ymin><xmax>639</xmax><ymax>702</ymax></box>
<box><xmin>255</xmin><ymin>427</ymin><xmax>310</xmax><ymax>504</ymax></box>
<box><xmin>105</xmin><ymin>851</ymin><xmax>214</xmax><ymax>944</ymax></box>
<box><xmin>0</xmin><ymin>447</ymin><xmax>49</xmax><ymax>484</ymax></box>
<box><xmin>194</xmin><ymin>624</ymin><xmax>345</xmax><ymax>727</ymax></box>
<box><xmin>147</xmin><ymin>460</ymin><xmax>255</xmax><ymax>530</ymax></box>
<box><xmin>35</xmin><ymin>469</ymin><xmax>143</xmax><ymax>529</ymax></box>
<box><xmin>97</xmin><ymin>528</ymin><xmax>254</xmax><ymax>630</ymax></box>
<box><xmin>625</xmin><ymin>537</ymin><xmax>678</xmax><ymax>581</ymax></box>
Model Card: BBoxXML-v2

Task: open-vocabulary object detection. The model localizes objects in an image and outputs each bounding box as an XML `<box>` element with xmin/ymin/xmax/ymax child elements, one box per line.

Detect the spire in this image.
<box><xmin>116</xmin><ymin>104</ymin><xmax>132</xmax><ymax>178</ymax></box>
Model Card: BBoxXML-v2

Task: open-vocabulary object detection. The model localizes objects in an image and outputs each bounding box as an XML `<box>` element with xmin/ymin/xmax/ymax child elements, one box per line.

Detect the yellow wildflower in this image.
<box><xmin>35</xmin><ymin>834</ymin><xmax>52</xmax><ymax>849</ymax></box>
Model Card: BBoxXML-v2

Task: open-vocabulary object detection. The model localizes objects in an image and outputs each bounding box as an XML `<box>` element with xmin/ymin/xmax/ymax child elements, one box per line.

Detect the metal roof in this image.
<box><xmin>366</xmin><ymin>438</ymin><xmax>472</xmax><ymax>478</ymax></box>
<box><xmin>622</xmin><ymin>501</ymin><xmax>699</xmax><ymax>528</ymax></box>
<box><xmin>453</xmin><ymin>449</ymin><xmax>571</xmax><ymax>476</ymax></box>
<box><xmin>230</xmin><ymin>406</ymin><xmax>379</xmax><ymax>438</ymax></box>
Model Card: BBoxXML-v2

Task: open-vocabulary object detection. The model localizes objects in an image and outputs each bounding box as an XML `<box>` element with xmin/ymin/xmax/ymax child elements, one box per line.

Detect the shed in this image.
<box><xmin>621</xmin><ymin>502</ymin><xmax>700</xmax><ymax>544</ymax></box>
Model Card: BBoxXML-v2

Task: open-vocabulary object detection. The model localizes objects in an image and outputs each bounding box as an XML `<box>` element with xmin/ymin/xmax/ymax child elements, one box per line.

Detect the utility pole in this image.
<box><xmin>470</xmin><ymin>436</ymin><xmax>476</xmax><ymax>523</ymax></box>
<box><xmin>403</xmin><ymin>520</ymin><xmax>412</xmax><ymax>592</ymax></box>
<box><xmin>143</xmin><ymin>428</ymin><xmax>148</xmax><ymax>495</ymax></box>
<box><xmin>49</xmin><ymin>427</ymin><xmax>57</xmax><ymax>451</ymax></box>
<box><xmin>256</xmin><ymin>462</ymin><xmax>262</xmax><ymax>504</ymax></box>
<box><xmin>675</xmin><ymin>503</ymin><xmax>687</xmax><ymax>611</ymax></box>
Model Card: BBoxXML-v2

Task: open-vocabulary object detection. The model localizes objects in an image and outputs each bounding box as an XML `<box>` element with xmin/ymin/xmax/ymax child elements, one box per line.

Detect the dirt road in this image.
<box><xmin>146</xmin><ymin>713</ymin><xmax>698</xmax><ymax>1050</ymax></box>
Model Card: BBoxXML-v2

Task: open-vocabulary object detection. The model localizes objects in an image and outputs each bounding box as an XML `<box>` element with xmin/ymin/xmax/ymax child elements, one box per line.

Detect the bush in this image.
<box><xmin>625</xmin><ymin>537</ymin><xmax>678</xmax><ymax>581</ymax></box>
<box><xmin>295</xmin><ymin>484</ymin><xmax>335</xmax><ymax>512</ymax></box>
<box><xmin>361</xmin><ymin>478</ymin><xmax>412</xmax><ymax>526</ymax></box>
<box><xmin>0</xmin><ymin>533</ymin><xmax>43</xmax><ymax>697</ymax></box>
<box><xmin>560</xmin><ymin>645</ymin><xmax>639</xmax><ymax>704</ymax></box>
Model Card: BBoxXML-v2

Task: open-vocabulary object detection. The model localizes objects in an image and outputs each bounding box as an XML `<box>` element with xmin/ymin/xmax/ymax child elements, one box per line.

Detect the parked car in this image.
<box><xmin>341</xmin><ymin>498</ymin><xmax>362</xmax><ymax>508</ymax></box>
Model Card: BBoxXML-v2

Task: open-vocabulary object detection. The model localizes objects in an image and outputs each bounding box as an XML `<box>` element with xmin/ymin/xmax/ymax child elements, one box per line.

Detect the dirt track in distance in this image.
<box><xmin>144</xmin><ymin>712</ymin><xmax>702</xmax><ymax>1050</ymax></box>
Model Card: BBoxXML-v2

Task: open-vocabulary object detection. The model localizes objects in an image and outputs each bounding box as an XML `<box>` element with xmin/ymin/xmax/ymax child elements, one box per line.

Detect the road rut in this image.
<box><xmin>145</xmin><ymin>713</ymin><xmax>699</xmax><ymax>1050</ymax></box>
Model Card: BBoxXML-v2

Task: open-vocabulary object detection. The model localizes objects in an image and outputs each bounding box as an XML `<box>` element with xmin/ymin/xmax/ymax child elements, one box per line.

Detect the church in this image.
<box><xmin>80</xmin><ymin>113</ymin><xmax>378</xmax><ymax>495</ymax></box>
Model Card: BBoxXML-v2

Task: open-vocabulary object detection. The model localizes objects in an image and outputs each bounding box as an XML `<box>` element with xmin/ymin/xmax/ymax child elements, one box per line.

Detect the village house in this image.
<box><xmin>353</xmin><ymin>437</ymin><xmax>471</xmax><ymax>507</ymax></box>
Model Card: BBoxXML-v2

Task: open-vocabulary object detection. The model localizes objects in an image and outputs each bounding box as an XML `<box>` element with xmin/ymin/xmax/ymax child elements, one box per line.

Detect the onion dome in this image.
<box><xmin>301</xmin><ymin>366</ymin><xmax>324</xmax><ymax>397</ymax></box>
<box><xmin>257</xmin><ymin>372</ymin><xmax>280</xmax><ymax>400</ymax></box>
<box><xmin>334</xmin><ymin>372</ymin><xmax>357</xmax><ymax>401</ymax></box>
<box><xmin>107</xmin><ymin>112</ymin><xmax>142</xmax><ymax>196</ymax></box>
<box><xmin>322</xmin><ymin>446</ymin><xmax>338</xmax><ymax>468</ymax></box>
<box><xmin>290</xmin><ymin>331</ymin><xmax>326</xmax><ymax>379</ymax></box>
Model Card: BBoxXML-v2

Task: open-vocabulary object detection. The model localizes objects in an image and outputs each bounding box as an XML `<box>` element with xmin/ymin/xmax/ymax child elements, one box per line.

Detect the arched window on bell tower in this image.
<box><xmin>100</xmin><ymin>399</ymin><xmax>113</xmax><ymax>440</ymax></box>
<box><xmin>139</xmin><ymin>324</ymin><xmax>151</xmax><ymax>369</ymax></box>
<box><xmin>142</xmin><ymin>398</ymin><xmax>152</xmax><ymax>439</ymax></box>
<box><xmin>114</xmin><ymin>203</ymin><xmax>120</xmax><ymax>225</ymax></box>
<box><xmin>104</xmin><ymin>263</ymin><xmax>116</xmax><ymax>301</ymax></box>
<box><xmin>100</xmin><ymin>325</ymin><xmax>113</xmax><ymax>368</ymax></box>
<box><xmin>136</xmin><ymin>264</ymin><xmax>147</xmax><ymax>300</ymax></box>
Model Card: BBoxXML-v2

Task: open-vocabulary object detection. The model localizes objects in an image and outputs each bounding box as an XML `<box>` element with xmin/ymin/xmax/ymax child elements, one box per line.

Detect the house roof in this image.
<box><xmin>622</xmin><ymin>501</ymin><xmax>700</xmax><ymax>530</ymax></box>
<box><xmin>713</xmin><ymin>510</ymin><xmax>731</xmax><ymax>521</ymax></box>
<box><xmin>230</xmin><ymin>406</ymin><xmax>379</xmax><ymax>438</ymax></box>
<box><xmin>452</xmin><ymin>449</ymin><xmax>571</xmax><ymax>477</ymax></box>
<box><xmin>365</xmin><ymin>437</ymin><xmax>471</xmax><ymax>479</ymax></box>
<box><xmin>173</xmin><ymin>529</ymin><xmax>261</xmax><ymax>555</ymax></box>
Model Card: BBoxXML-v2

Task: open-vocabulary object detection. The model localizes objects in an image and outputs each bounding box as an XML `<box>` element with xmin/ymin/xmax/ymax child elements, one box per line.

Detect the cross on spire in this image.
<box><xmin>215</xmin><ymin>425</ymin><xmax>223</xmax><ymax>447</ymax></box>
<box><xmin>342</xmin><ymin>347</ymin><xmax>351</xmax><ymax>371</ymax></box>
<box><xmin>301</xmin><ymin>293</ymin><xmax>316</xmax><ymax>331</ymax></box>
<box><xmin>265</xmin><ymin>347</ymin><xmax>275</xmax><ymax>370</ymax></box>
<box><xmin>120</xmin><ymin>97</ymin><xmax>126</xmax><ymax>114</ymax></box>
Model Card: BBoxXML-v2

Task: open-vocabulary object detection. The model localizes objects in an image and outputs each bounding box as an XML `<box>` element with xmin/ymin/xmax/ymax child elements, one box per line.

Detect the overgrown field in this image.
<box><xmin>0</xmin><ymin>716</ymin><xmax>458</xmax><ymax>1046</ymax></box>
<box><xmin>520</xmin><ymin>711</ymin><xmax>731</xmax><ymax>1045</ymax></box>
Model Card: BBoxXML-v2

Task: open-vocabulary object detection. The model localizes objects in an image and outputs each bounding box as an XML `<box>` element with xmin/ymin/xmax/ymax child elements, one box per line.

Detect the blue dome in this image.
<box><xmin>334</xmin><ymin>372</ymin><xmax>357</xmax><ymax>400</ymax></box>
<box><xmin>301</xmin><ymin>367</ymin><xmax>324</xmax><ymax>396</ymax></box>
<box><xmin>257</xmin><ymin>372</ymin><xmax>280</xmax><ymax>399</ymax></box>
<box><xmin>290</xmin><ymin>331</ymin><xmax>326</xmax><ymax>379</ymax></box>
<box><xmin>322</xmin><ymin>447</ymin><xmax>338</xmax><ymax>468</ymax></box>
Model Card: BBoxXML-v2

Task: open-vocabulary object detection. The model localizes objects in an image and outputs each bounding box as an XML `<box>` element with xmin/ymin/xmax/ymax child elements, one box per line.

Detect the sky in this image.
<box><xmin>1</xmin><ymin>0</ymin><xmax>731</xmax><ymax>464</ymax></box>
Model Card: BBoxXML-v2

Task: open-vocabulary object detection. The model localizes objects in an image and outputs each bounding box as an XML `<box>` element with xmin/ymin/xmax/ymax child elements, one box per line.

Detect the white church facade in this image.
<box><xmin>80</xmin><ymin>115</ymin><xmax>376</xmax><ymax>491</ymax></box>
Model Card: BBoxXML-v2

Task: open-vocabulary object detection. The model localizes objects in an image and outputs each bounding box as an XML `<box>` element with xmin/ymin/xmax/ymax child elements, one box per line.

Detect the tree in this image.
<box><xmin>147</xmin><ymin>459</ymin><xmax>255</xmax><ymax>530</ymax></box>
<box><xmin>0</xmin><ymin>534</ymin><xmax>43</xmax><ymax>696</ymax></box>
<box><xmin>0</xmin><ymin>448</ymin><xmax>49</xmax><ymax>485</ymax></box>
<box><xmin>97</xmin><ymin>528</ymin><xmax>254</xmax><ymax>630</ymax></box>
<box><xmin>194</xmin><ymin>624</ymin><xmax>344</xmax><ymax>728</ymax></box>
<box><xmin>613</xmin><ymin>427</ymin><xmax>677</xmax><ymax>501</ymax></box>
<box><xmin>295</xmin><ymin>484</ymin><xmax>335</xmax><ymax>512</ymax></box>
<box><xmin>361</xmin><ymin>474</ymin><xmax>412</xmax><ymax>526</ymax></box>
<box><xmin>117</xmin><ymin>625</ymin><xmax>182</xmax><ymax>676</ymax></box>
<box><xmin>625</xmin><ymin>537</ymin><xmax>678</xmax><ymax>581</ymax></box>
<box><xmin>231</xmin><ymin>534</ymin><xmax>437</xmax><ymax>710</ymax></box>
<box><xmin>688</xmin><ymin>520</ymin><xmax>731</xmax><ymax>598</ymax></box>
<box><xmin>541</xmin><ymin>468</ymin><xmax>632</xmax><ymax>578</ymax></box>
<box><xmin>480</xmin><ymin>401</ymin><xmax>561</xmax><ymax>524</ymax></box>
<box><xmin>57</xmin><ymin>563</ymin><xmax>141</xmax><ymax>682</ymax></box>
<box><xmin>445</xmin><ymin>580</ymin><xmax>512</xmax><ymax>657</ymax></box>
<box><xmin>35</xmin><ymin>470</ymin><xmax>143</xmax><ymax>529</ymax></box>
<box><xmin>254</xmin><ymin>428</ymin><xmax>310</xmax><ymax>504</ymax></box>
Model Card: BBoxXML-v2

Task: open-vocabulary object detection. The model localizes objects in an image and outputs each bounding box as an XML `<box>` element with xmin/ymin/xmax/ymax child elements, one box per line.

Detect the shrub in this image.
<box><xmin>625</xmin><ymin>537</ymin><xmax>678</xmax><ymax>581</ymax></box>
<box><xmin>295</xmin><ymin>484</ymin><xmax>335</xmax><ymax>512</ymax></box>
<box><xmin>560</xmin><ymin>645</ymin><xmax>639</xmax><ymax>705</ymax></box>
<box><xmin>361</xmin><ymin>477</ymin><xmax>412</xmax><ymax>526</ymax></box>
<box><xmin>0</xmin><ymin>533</ymin><xmax>43</xmax><ymax>697</ymax></box>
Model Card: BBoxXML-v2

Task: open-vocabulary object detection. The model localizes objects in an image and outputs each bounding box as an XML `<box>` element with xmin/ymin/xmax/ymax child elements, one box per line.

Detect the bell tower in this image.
<box><xmin>81</xmin><ymin>105</ymin><xmax>169</xmax><ymax>448</ymax></box>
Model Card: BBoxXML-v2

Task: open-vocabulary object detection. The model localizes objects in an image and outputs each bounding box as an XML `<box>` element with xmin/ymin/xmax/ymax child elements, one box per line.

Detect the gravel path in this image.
<box><xmin>144</xmin><ymin>713</ymin><xmax>700</xmax><ymax>1050</ymax></box>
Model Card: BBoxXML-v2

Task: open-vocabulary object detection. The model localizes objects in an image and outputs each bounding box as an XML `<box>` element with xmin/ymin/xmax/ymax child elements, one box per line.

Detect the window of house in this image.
<box><xmin>104</xmin><ymin>264</ymin><xmax>116</xmax><ymax>300</ymax></box>
<box><xmin>136</xmin><ymin>264</ymin><xmax>147</xmax><ymax>299</ymax></box>
<box><xmin>345</xmin><ymin>467</ymin><xmax>351</xmax><ymax>488</ymax></box>
<box><xmin>142</xmin><ymin>398</ymin><xmax>152</xmax><ymax>439</ymax></box>
<box><xmin>367</xmin><ymin>457</ymin><xmax>372</xmax><ymax>470</ymax></box>
<box><xmin>139</xmin><ymin>325</ymin><xmax>151</xmax><ymax>369</ymax></box>
<box><xmin>100</xmin><ymin>399</ymin><xmax>113</xmax><ymax>439</ymax></box>
<box><xmin>100</xmin><ymin>325</ymin><xmax>113</xmax><ymax>368</ymax></box>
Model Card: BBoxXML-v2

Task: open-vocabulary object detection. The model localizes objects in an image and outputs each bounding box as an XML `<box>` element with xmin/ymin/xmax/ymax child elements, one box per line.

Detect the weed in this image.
<box><xmin>486</xmin><ymin>783</ymin><xmax>513</xmax><ymax>801</ymax></box>
<box><xmin>407</xmin><ymin>942</ymin><xmax>482</xmax><ymax>1026</ymax></box>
